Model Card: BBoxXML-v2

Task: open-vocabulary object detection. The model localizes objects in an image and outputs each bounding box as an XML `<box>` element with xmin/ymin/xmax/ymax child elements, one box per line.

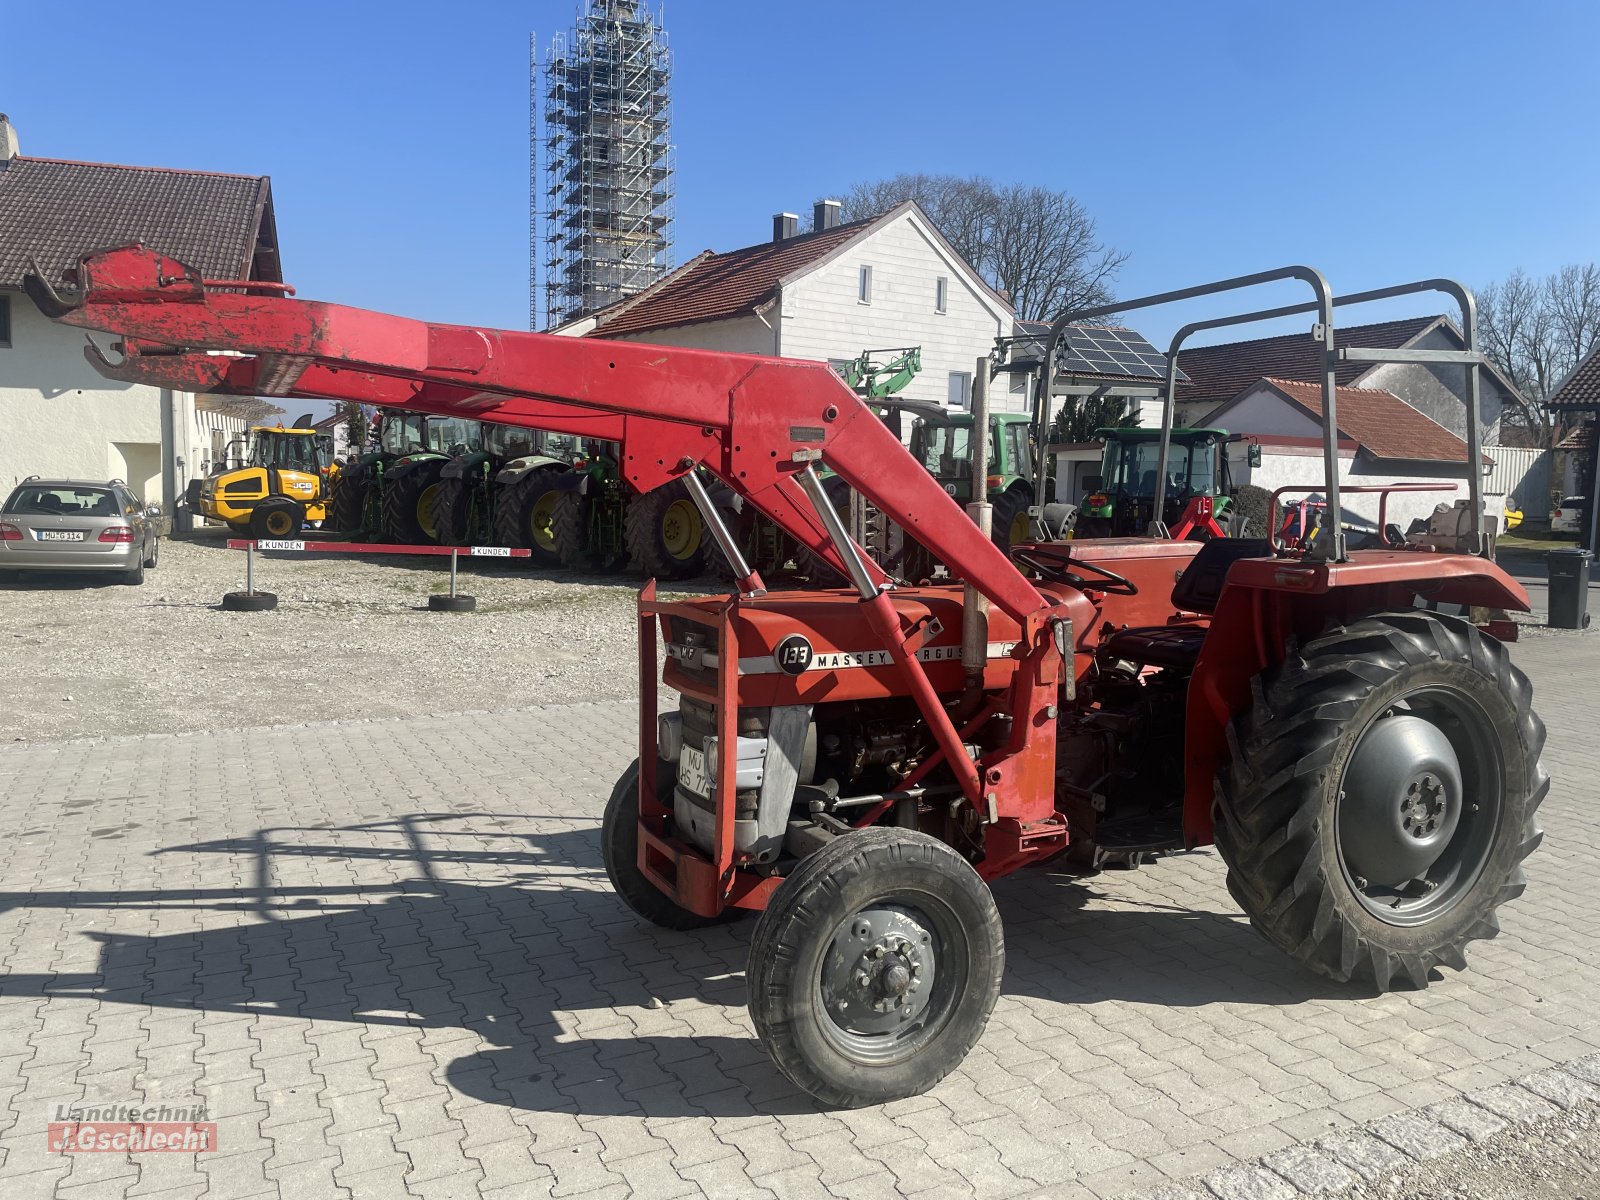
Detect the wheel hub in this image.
<box><xmin>822</xmin><ymin>906</ymin><xmax>936</xmax><ymax>1035</ymax></box>
<box><xmin>1340</xmin><ymin>714</ymin><xmax>1464</xmax><ymax>888</ymax></box>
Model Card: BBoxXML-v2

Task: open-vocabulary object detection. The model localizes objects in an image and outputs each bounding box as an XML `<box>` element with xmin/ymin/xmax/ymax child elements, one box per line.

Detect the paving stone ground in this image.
<box><xmin>0</xmin><ymin>631</ymin><xmax>1595</xmax><ymax>1200</ymax></box>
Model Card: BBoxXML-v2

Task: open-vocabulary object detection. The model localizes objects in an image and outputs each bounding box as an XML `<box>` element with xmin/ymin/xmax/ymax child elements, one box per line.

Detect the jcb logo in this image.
<box><xmin>774</xmin><ymin>635</ymin><xmax>814</xmax><ymax>675</ymax></box>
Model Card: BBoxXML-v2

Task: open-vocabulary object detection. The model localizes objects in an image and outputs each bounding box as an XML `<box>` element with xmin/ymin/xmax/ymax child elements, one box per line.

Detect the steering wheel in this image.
<box><xmin>1012</xmin><ymin>547</ymin><xmax>1139</xmax><ymax>596</ymax></box>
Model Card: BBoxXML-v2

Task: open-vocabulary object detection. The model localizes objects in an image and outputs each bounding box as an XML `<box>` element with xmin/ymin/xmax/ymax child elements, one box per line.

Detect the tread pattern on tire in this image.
<box><xmin>989</xmin><ymin>488</ymin><xmax>1031</xmax><ymax>556</ymax></box>
<box><xmin>601</xmin><ymin>759</ymin><xmax>738</xmax><ymax>931</ymax></box>
<box><xmin>624</xmin><ymin>479</ymin><xmax>706</xmax><ymax>580</ymax></box>
<box><xmin>746</xmin><ymin>827</ymin><xmax>1004</xmax><ymax>1108</ymax></box>
<box><xmin>1212</xmin><ymin>611</ymin><xmax>1547</xmax><ymax>991</ymax></box>
<box><xmin>430</xmin><ymin>477</ymin><xmax>473</xmax><ymax>546</ymax></box>
<box><xmin>493</xmin><ymin>470</ymin><xmax>562</xmax><ymax>565</ymax></box>
<box><xmin>548</xmin><ymin>488</ymin><xmax>592</xmax><ymax>571</ymax></box>
<box><xmin>381</xmin><ymin>462</ymin><xmax>444</xmax><ymax>544</ymax></box>
<box><xmin>329</xmin><ymin>471</ymin><xmax>366</xmax><ymax>534</ymax></box>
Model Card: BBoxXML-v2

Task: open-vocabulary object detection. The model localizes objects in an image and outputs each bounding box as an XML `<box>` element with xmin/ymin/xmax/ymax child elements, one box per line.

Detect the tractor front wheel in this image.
<box><xmin>602</xmin><ymin>759</ymin><xmax>742</xmax><ymax>931</ymax></box>
<box><xmin>626</xmin><ymin>480</ymin><xmax>707</xmax><ymax>580</ymax></box>
<box><xmin>748</xmin><ymin>828</ymin><xmax>1004</xmax><ymax>1107</ymax></box>
<box><xmin>1213</xmin><ymin>612</ymin><xmax>1547</xmax><ymax>991</ymax></box>
<box><xmin>382</xmin><ymin>465</ymin><xmax>445</xmax><ymax>544</ymax></box>
<box><xmin>548</xmin><ymin>489</ymin><xmax>592</xmax><ymax>570</ymax></box>
<box><xmin>329</xmin><ymin>471</ymin><xmax>367</xmax><ymax>535</ymax></box>
<box><xmin>250</xmin><ymin>499</ymin><xmax>303</xmax><ymax>540</ymax></box>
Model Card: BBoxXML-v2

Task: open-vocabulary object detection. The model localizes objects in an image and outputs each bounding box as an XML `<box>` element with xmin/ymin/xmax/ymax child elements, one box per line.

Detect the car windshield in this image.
<box><xmin>3</xmin><ymin>485</ymin><xmax>118</xmax><ymax>517</ymax></box>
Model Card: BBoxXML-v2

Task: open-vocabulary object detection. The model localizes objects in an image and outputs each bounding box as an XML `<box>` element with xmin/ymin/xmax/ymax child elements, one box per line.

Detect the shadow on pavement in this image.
<box><xmin>0</xmin><ymin>812</ymin><xmax>1361</xmax><ymax>1117</ymax></box>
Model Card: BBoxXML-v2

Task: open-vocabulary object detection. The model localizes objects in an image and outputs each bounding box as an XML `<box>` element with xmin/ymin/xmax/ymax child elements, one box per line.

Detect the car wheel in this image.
<box><xmin>144</xmin><ymin>537</ymin><xmax>160</xmax><ymax>570</ymax></box>
<box><xmin>122</xmin><ymin>560</ymin><xmax>146</xmax><ymax>586</ymax></box>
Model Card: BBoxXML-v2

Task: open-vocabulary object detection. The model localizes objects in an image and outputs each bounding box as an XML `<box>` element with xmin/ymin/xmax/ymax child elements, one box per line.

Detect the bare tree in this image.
<box><xmin>1479</xmin><ymin>263</ymin><xmax>1600</xmax><ymax>438</ymax></box>
<box><xmin>839</xmin><ymin>173</ymin><xmax>1126</xmax><ymax>319</ymax></box>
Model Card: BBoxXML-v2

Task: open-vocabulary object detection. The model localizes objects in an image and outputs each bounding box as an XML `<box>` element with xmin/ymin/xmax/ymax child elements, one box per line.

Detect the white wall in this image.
<box><xmin>0</xmin><ymin>293</ymin><xmax>195</xmax><ymax>507</ymax></box>
<box><xmin>778</xmin><ymin>213</ymin><xmax>1011</xmax><ymax>412</ymax></box>
<box><xmin>1228</xmin><ymin>441</ymin><xmax>1473</xmax><ymax>534</ymax></box>
<box><xmin>610</xmin><ymin>313</ymin><xmax>773</xmax><ymax>356</ymax></box>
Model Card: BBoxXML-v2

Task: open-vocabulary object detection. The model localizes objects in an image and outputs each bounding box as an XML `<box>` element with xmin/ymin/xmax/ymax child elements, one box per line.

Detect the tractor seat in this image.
<box><xmin>1100</xmin><ymin>538</ymin><xmax>1274</xmax><ymax>670</ymax></box>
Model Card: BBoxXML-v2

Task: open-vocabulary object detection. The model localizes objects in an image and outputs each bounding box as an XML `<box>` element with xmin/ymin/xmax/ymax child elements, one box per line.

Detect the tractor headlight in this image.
<box><xmin>657</xmin><ymin>712</ymin><xmax>683</xmax><ymax>762</ymax></box>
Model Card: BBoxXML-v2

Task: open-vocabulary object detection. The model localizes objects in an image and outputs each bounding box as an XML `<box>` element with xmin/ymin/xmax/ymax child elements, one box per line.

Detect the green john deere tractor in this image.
<box><xmin>430</xmin><ymin>422</ymin><xmax>547</xmax><ymax>550</ymax></box>
<box><xmin>488</xmin><ymin>431</ymin><xmax>588</xmax><ymax>566</ymax></box>
<box><xmin>378</xmin><ymin>416</ymin><xmax>479</xmax><ymax>544</ymax></box>
<box><xmin>1075</xmin><ymin>426</ymin><xmax>1234</xmax><ymax>538</ymax></box>
<box><xmin>539</xmin><ymin>441</ymin><xmax>709</xmax><ymax>579</ymax></box>
<box><xmin>328</xmin><ymin>410</ymin><xmax>433</xmax><ymax>538</ymax></box>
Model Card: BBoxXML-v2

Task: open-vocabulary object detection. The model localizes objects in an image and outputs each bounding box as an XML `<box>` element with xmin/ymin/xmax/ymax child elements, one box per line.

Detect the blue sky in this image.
<box><xmin>7</xmin><ymin>1</ymin><xmax>1598</xmax><ymax>346</ymax></box>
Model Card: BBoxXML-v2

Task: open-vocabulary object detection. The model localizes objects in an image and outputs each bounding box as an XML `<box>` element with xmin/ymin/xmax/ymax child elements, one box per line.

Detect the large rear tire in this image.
<box><xmin>601</xmin><ymin>759</ymin><xmax>741</xmax><ymax>931</ymax></box>
<box><xmin>494</xmin><ymin>470</ymin><xmax>563</xmax><ymax>567</ymax></box>
<box><xmin>430</xmin><ymin>477</ymin><xmax>473</xmax><ymax>546</ymax></box>
<box><xmin>748</xmin><ymin>828</ymin><xmax>1004</xmax><ymax>1108</ymax></box>
<box><xmin>1213</xmin><ymin>612</ymin><xmax>1546</xmax><ymax>991</ymax></box>
<box><xmin>989</xmin><ymin>488</ymin><xmax>1033</xmax><ymax>557</ymax></box>
<box><xmin>329</xmin><ymin>471</ymin><xmax>367</xmax><ymax>535</ymax></box>
<box><xmin>625</xmin><ymin>479</ymin><xmax>707</xmax><ymax>580</ymax></box>
<box><xmin>548</xmin><ymin>489</ymin><xmax>592</xmax><ymax>571</ymax></box>
<box><xmin>382</xmin><ymin>462</ymin><xmax>446</xmax><ymax>544</ymax></box>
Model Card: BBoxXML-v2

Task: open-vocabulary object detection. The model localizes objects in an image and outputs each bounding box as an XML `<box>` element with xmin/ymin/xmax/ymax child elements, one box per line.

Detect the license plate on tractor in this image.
<box><xmin>678</xmin><ymin>745</ymin><xmax>711</xmax><ymax>798</ymax></box>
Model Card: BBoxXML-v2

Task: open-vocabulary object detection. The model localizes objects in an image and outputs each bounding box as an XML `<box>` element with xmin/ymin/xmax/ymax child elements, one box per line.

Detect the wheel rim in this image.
<box><xmin>529</xmin><ymin>491</ymin><xmax>559</xmax><ymax>551</ymax></box>
<box><xmin>661</xmin><ymin>498</ymin><xmax>702</xmax><ymax>560</ymax></box>
<box><xmin>814</xmin><ymin>896</ymin><xmax>964</xmax><ymax>1064</ymax></box>
<box><xmin>417</xmin><ymin>483</ymin><xmax>441</xmax><ymax>540</ymax></box>
<box><xmin>1009</xmin><ymin>510</ymin><xmax>1031</xmax><ymax>546</ymax></box>
<box><xmin>265</xmin><ymin>510</ymin><xmax>293</xmax><ymax>536</ymax></box>
<box><xmin>1336</xmin><ymin>687</ymin><xmax>1504</xmax><ymax>927</ymax></box>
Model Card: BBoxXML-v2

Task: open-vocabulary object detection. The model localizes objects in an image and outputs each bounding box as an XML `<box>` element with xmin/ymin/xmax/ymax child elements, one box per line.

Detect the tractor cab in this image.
<box><xmin>1078</xmin><ymin>426</ymin><xmax>1231</xmax><ymax>538</ymax></box>
<box><xmin>246</xmin><ymin>427</ymin><xmax>326</xmax><ymax>475</ymax></box>
<box><xmin>892</xmin><ymin>401</ymin><xmax>1037</xmax><ymax>553</ymax></box>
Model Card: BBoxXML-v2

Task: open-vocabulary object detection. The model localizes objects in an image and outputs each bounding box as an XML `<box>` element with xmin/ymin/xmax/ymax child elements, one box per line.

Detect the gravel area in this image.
<box><xmin>0</xmin><ymin>530</ymin><xmax>703</xmax><ymax>743</ymax></box>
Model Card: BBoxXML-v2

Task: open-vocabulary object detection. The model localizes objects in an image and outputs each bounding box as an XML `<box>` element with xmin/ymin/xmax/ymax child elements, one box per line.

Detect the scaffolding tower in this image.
<box><xmin>534</xmin><ymin>1</ymin><xmax>673</xmax><ymax>330</ymax></box>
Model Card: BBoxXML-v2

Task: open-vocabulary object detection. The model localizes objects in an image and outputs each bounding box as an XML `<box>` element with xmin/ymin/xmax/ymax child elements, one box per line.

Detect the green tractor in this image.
<box><xmin>429</xmin><ymin>422</ymin><xmax>550</xmax><ymax>550</ymax></box>
<box><xmin>909</xmin><ymin>406</ymin><xmax>1037</xmax><ymax>553</ymax></box>
<box><xmin>489</xmin><ymin>431</ymin><xmax>589</xmax><ymax>566</ymax></box>
<box><xmin>1076</xmin><ymin>426</ymin><xmax>1234</xmax><ymax>538</ymax></box>
<box><xmin>541</xmin><ymin>441</ymin><xmax>709</xmax><ymax>580</ymax></box>
<box><xmin>378</xmin><ymin>415</ymin><xmax>479</xmax><ymax>544</ymax></box>
<box><xmin>328</xmin><ymin>410</ymin><xmax>432</xmax><ymax>538</ymax></box>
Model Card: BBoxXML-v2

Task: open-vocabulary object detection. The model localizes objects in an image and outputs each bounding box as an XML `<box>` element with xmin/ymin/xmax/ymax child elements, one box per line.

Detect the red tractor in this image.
<box><xmin>30</xmin><ymin>249</ymin><xmax>1545</xmax><ymax>1109</ymax></box>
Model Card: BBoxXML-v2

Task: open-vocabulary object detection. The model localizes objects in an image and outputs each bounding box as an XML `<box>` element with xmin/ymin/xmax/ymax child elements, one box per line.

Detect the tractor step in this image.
<box><xmin>1089</xmin><ymin>814</ymin><xmax>1183</xmax><ymax>853</ymax></box>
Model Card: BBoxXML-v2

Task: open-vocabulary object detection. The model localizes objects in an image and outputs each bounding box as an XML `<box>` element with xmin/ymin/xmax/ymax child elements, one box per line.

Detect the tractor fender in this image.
<box><xmin>494</xmin><ymin>456</ymin><xmax>568</xmax><ymax>486</ymax></box>
<box><xmin>385</xmin><ymin>453</ymin><xmax>446</xmax><ymax>483</ymax></box>
<box><xmin>1180</xmin><ymin>551</ymin><xmax>1532</xmax><ymax>848</ymax></box>
<box><xmin>551</xmin><ymin>471</ymin><xmax>591</xmax><ymax>495</ymax></box>
<box><xmin>440</xmin><ymin>452</ymin><xmax>491</xmax><ymax>482</ymax></box>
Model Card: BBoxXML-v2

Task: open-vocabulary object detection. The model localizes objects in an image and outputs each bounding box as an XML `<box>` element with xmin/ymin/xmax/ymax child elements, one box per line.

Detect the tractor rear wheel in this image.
<box><xmin>1213</xmin><ymin>612</ymin><xmax>1546</xmax><ymax>991</ymax></box>
<box><xmin>250</xmin><ymin>499</ymin><xmax>303</xmax><ymax>540</ymax></box>
<box><xmin>382</xmin><ymin>464</ymin><xmax>445</xmax><ymax>544</ymax></box>
<box><xmin>747</xmin><ymin>828</ymin><xmax>1004</xmax><ymax>1107</ymax></box>
<box><xmin>548</xmin><ymin>490</ymin><xmax>592</xmax><ymax>571</ymax></box>
<box><xmin>989</xmin><ymin>488</ymin><xmax>1033</xmax><ymax>557</ymax></box>
<box><xmin>329</xmin><ymin>471</ymin><xmax>367</xmax><ymax>535</ymax></box>
<box><xmin>625</xmin><ymin>480</ymin><xmax>707</xmax><ymax>580</ymax></box>
<box><xmin>602</xmin><ymin>759</ymin><xmax>742</xmax><ymax>931</ymax></box>
<box><xmin>430</xmin><ymin>478</ymin><xmax>473</xmax><ymax>546</ymax></box>
<box><xmin>494</xmin><ymin>471</ymin><xmax>563</xmax><ymax>566</ymax></box>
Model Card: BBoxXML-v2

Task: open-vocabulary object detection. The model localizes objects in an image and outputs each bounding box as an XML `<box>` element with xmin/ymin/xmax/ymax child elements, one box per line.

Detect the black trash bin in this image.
<box><xmin>1547</xmin><ymin>548</ymin><xmax>1592</xmax><ymax>630</ymax></box>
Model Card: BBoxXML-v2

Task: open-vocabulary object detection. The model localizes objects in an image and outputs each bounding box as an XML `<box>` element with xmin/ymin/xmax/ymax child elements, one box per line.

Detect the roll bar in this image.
<box><xmin>1035</xmin><ymin>271</ymin><xmax>1492</xmax><ymax>560</ymax></box>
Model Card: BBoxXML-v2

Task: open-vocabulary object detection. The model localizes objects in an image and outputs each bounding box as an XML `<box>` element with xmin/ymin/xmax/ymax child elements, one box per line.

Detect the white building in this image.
<box><xmin>0</xmin><ymin>114</ymin><xmax>284</xmax><ymax>510</ymax></box>
<box><xmin>557</xmin><ymin>200</ymin><xmax>1015</xmax><ymax>412</ymax></box>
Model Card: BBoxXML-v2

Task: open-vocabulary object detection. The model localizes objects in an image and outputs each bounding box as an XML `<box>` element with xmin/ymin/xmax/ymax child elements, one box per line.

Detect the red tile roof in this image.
<box><xmin>1550</xmin><ymin>346</ymin><xmax>1600</xmax><ymax>411</ymax></box>
<box><xmin>1252</xmin><ymin>378</ymin><xmax>1475</xmax><ymax>463</ymax></box>
<box><xmin>0</xmin><ymin>156</ymin><xmax>278</xmax><ymax>289</ymax></box>
<box><xmin>1557</xmin><ymin>422</ymin><xmax>1594</xmax><ymax>450</ymax></box>
<box><xmin>587</xmin><ymin>214</ymin><xmax>880</xmax><ymax>337</ymax></box>
<box><xmin>1176</xmin><ymin>317</ymin><xmax>1440</xmax><ymax>412</ymax></box>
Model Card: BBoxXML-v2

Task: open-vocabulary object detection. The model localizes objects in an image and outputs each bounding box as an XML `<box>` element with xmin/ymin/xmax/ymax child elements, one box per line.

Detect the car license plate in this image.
<box><xmin>678</xmin><ymin>745</ymin><xmax>711</xmax><ymax>798</ymax></box>
<box><xmin>38</xmin><ymin>530</ymin><xmax>84</xmax><ymax>541</ymax></box>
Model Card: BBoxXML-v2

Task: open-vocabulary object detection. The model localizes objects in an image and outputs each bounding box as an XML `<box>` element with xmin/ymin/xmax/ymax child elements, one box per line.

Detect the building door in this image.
<box><xmin>110</xmin><ymin>442</ymin><xmax>162</xmax><ymax>504</ymax></box>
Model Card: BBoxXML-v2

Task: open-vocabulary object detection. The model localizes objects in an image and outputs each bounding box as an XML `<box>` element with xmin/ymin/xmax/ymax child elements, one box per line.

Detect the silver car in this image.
<box><xmin>0</xmin><ymin>478</ymin><xmax>161</xmax><ymax>584</ymax></box>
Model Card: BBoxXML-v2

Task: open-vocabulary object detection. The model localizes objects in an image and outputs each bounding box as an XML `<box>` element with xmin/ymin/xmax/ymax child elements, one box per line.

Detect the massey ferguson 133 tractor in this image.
<box><xmin>30</xmin><ymin>250</ymin><xmax>1546</xmax><ymax>1109</ymax></box>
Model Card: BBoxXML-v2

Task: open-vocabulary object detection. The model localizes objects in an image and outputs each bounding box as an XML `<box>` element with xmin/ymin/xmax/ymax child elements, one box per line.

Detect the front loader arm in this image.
<box><xmin>31</xmin><ymin>245</ymin><xmax>1051</xmax><ymax>624</ymax></box>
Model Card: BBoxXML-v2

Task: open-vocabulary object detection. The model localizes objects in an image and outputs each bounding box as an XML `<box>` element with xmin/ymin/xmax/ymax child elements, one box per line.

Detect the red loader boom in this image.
<box><xmin>29</xmin><ymin>246</ymin><xmax>1546</xmax><ymax>1109</ymax></box>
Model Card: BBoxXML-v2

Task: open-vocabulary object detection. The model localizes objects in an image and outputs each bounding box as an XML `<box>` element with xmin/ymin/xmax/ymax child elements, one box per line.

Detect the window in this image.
<box><xmin>935</xmin><ymin>276</ymin><xmax>948</xmax><ymax>314</ymax></box>
<box><xmin>0</xmin><ymin>295</ymin><xmax>10</xmax><ymax>347</ymax></box>
<box><xmin>947</xmin><ymin>371</ymin><xmax>971</xmax><ymax>409</ymax></box>
<box><xmin>858</xmin><ymin>265</ymin><xmax>872</xmax><ymax>305</ymax></box>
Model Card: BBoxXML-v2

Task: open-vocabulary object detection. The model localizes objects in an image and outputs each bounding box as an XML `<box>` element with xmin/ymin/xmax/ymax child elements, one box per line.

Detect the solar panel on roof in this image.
<box><xmin>1051</xmin><ymin>325</ymin><xmax>1188</xmax><ymax>382</ymax></box>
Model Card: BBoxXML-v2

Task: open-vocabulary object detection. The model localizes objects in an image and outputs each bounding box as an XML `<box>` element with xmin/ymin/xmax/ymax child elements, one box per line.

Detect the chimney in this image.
<box><xmin>813</xmin><ymin>199</ymin><xmax>841</xmax><ymax>231</ymax></box>
<box><xmin>0</xmin><ymin>115</ymin><xmax>17</xmax><ymax>167</ymax></box>
<box><xmin>772</xmin><ymin>212</ymin><xmax>799</xmax><ymax>242</ymax></box>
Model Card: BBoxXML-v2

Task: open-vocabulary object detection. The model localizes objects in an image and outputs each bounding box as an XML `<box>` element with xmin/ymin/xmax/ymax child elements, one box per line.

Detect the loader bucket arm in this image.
<box><xmin>28</xmin><ymin>245</ymin><xmax>1053</xmax><ymax>630</ymax></box>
